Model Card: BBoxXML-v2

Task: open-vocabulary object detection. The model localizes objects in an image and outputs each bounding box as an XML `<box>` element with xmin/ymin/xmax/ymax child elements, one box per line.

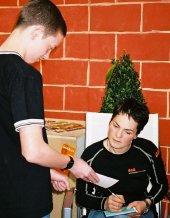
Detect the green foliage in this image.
<box><xmin>100</xmin><ymin>53</ymin><xmax>146</xmax><ymax>113</ymax></box>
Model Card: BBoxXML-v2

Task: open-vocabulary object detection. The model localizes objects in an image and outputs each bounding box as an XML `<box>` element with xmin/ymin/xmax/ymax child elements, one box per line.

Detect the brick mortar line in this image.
<box><xmin>65</xmin><ymin>32</ymin><xmax>170</xmax><ymax>34</ymax></box>
<box><xmin>43</xmin><ymin>84</ymin><xmax>170</xmax><ymax>91</ymax></box>
<box><xmin>44</xmin><ymin>109</ymin><xmax>170</xmax><ymax>121</ymax></box>
<box><xmin>45</xmin><ymin>109</ymin><xmax>87</xmax><ymax>113</ymax></box>
<box><xmin>43</xmin><ymin>84</ymin><xmax>106</xmax><ymax>88</ymax></box>
<box><xmin>39</xmin><ymin>58</ymin><xmax>170</xmax><ymax>63</ymax></box>
<box><xmin>1</xmin><ymin>2</ymin><xmax>170</xmax><ymax>8</ymax></box>
<box><xmin>159</xmin><ymin>117</ymin><xmax>170</xmax><ymax>120</ymax></box>
<box><xmin>140</xmin><ymin>3</ymin><xmax>143</xmax><ymax>32</ymax></box>
<box><xmin>1</xmin><ymin>32</ymin><xmax>170</xmax><ymax>35</ymax></box>
<box><xmin>167</xmin><ymin>92</ymin><xmax>170</xmax><ymax>117</ymax></box>
<box><xmin>143</xmin><ymin>88</ymin><xmax>170</xmax><ymax>92</ymax></box>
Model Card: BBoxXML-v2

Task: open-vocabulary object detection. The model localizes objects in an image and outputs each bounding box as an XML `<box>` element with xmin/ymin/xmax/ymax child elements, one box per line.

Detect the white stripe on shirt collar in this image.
<box><xmin>0</xmin><ymin>51</ymin><xmax>23</xmax><ymax>59</ymax></box>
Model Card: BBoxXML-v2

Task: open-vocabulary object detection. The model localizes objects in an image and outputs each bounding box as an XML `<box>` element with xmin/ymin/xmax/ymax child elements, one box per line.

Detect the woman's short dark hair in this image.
<box><xmin>14</xmin><ymin>0</ymin><xmax>67</xmax><ymax>36</ymax></box>
<box><xmin>110</xmin><ymin>98</ymin><xmax>149</xmax><ymax>134</ymax></box>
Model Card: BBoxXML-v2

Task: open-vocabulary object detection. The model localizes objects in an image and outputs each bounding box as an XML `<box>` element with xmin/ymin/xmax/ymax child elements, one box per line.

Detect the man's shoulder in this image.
<box><xmin>0</xmin><ymin>52</ymin><xmax>41</xmax><ymax>79</ymax></box>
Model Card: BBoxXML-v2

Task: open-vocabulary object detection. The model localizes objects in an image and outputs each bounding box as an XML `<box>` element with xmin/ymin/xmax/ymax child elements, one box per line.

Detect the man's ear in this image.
<box><xmin>133</xmin><ymin>134</ymin><xmax>138</xmax><ymax>139</ymax></box>
<box><xmin>30</xmin><ymin>25</ymin><xmax>45</xmax><ymax>40</ymax></box>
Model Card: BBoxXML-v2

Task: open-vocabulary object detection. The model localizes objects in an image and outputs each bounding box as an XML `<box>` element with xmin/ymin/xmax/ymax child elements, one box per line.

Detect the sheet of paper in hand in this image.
<box><xmin>104</xmin><ymin>207</ymin><xmax>137</xmax><ymax>217</ymax></box>
<box><xmin>96</xmin><ymin>173</ymin><xmax>119</xmax><ymax>188</ymax></box>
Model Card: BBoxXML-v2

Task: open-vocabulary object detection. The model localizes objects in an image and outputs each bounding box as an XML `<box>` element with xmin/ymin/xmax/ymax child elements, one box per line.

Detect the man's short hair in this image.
<box><xmin>14</xmin><ymin>0</ymin><xmax>67</xmax><ymax>36</ymax></box>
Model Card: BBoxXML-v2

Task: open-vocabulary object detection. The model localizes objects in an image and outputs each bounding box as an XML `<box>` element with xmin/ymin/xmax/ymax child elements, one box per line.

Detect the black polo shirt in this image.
<box><xmin>0</xmin><ymin>52</ymin><xmax>53</xmax><ymax>218</ymax></box>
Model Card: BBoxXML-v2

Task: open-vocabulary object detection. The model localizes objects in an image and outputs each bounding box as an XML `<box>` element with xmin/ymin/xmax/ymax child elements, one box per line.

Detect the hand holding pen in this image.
<box><xmin>104</xmin><ymin>193</ymin><xmax>125</xmax><ymax>212</ymax></box>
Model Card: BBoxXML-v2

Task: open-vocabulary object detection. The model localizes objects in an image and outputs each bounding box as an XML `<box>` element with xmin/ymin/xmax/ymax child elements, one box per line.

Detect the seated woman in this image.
<box><xmin>76</xmin><ymin>98</ymin><xmax>169</xmax><ymax>218</ymax></box>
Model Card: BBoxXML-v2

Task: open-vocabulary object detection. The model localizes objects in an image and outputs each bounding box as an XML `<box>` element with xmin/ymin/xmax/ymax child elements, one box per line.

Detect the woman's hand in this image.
<box><xmin>50</xmin><ymin>169</ymin><xmax>70</xmax><ymax>192</ymax></box>
<box><xmin>126</xmin><ymin>200</ymin><xmax>150</xmax><ymax>217</ymax></box>
<box><xmin>104</xmin><ymin>194</ymin><xmax>125</xmax><ymax>212</ymax></box>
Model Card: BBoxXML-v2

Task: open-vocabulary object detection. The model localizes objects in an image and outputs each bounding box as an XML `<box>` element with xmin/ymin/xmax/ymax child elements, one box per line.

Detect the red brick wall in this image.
<box><xmin>0</xmin><ymin>0</ymin><xmax>169</xmax><ymax>216</ymax></box>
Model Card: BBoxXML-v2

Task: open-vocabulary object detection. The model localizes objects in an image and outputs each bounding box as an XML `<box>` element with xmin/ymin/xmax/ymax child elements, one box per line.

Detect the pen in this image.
<box><xmin>112</xmin><ymin>193</ymin><xmax>125</xmax><ymax>206</ymax></box>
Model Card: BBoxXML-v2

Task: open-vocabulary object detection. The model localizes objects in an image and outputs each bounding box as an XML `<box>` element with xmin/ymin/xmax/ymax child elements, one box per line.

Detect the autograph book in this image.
<box><xmin>104</xmin><ymin>207</ymin><xmax>137</xmax><ymax>217</ymax></box>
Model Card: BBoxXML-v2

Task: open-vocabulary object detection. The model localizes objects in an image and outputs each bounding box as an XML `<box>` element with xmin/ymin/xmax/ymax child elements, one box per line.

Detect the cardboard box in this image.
<box><xmin>46</xmin><ymin>119</ymin><xmax>85</xmax><ymax>218</ymax></box>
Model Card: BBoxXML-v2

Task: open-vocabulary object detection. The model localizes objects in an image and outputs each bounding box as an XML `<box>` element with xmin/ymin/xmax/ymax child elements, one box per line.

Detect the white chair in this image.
<box><xmin>63</xmin><ymin>112</ymin><xmax>161</xmax><ymax>218</ymax></box>
<box><xmin>86</xmin><ymin>112</ymin><xmax>158</xmax><ymax>147</ymax></box>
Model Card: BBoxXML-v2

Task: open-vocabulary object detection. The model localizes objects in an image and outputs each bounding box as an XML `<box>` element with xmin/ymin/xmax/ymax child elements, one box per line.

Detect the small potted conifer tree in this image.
<box><xmin>100</xmin><ymin>52</ymin><xmax>146</xmax><ymax>113</ymax></box>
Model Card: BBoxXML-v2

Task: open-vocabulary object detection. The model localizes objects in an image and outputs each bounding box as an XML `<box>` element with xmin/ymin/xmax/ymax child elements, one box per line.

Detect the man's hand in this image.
<box><xmin>50</xmin><ymin>169</ymin><xmax>70</xmax><ymax>192</ymax></box>
<box><xmin>69</xmin><ymin>157</ymin><xmax>99</xmax><ymax>183</ymax></box>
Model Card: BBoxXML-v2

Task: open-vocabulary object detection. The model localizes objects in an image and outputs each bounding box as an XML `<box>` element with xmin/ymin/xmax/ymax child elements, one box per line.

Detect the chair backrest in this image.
<box><xmin>86</xmin><ymin>112</ymin><xmax>158</xmax><ymax>147</ymax></box>
<box><xmin>85</xmin><ymin>112</ymin><xmax>161</xmax><ymax>217</ymax></box>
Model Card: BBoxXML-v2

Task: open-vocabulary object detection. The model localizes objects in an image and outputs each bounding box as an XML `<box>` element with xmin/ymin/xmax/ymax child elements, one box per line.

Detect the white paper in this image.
<box><xmin>96</xmin><ymin>173</ymin><xmax>119</xmax><ymax>188</ymax></box>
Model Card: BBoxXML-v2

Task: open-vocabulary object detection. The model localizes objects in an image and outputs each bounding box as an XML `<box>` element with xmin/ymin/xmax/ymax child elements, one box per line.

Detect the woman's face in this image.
<box><xmin>108</xmin><ymin>113</ymin><xmax>138</xmax><ymax>154</ymax></box>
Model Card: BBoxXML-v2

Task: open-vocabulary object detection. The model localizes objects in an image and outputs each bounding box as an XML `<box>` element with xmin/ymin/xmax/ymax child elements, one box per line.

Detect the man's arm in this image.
<box><xmin>19</xmin><ymin>125</ymin><xmax>99</xmax><ymax>183</ymax></box>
